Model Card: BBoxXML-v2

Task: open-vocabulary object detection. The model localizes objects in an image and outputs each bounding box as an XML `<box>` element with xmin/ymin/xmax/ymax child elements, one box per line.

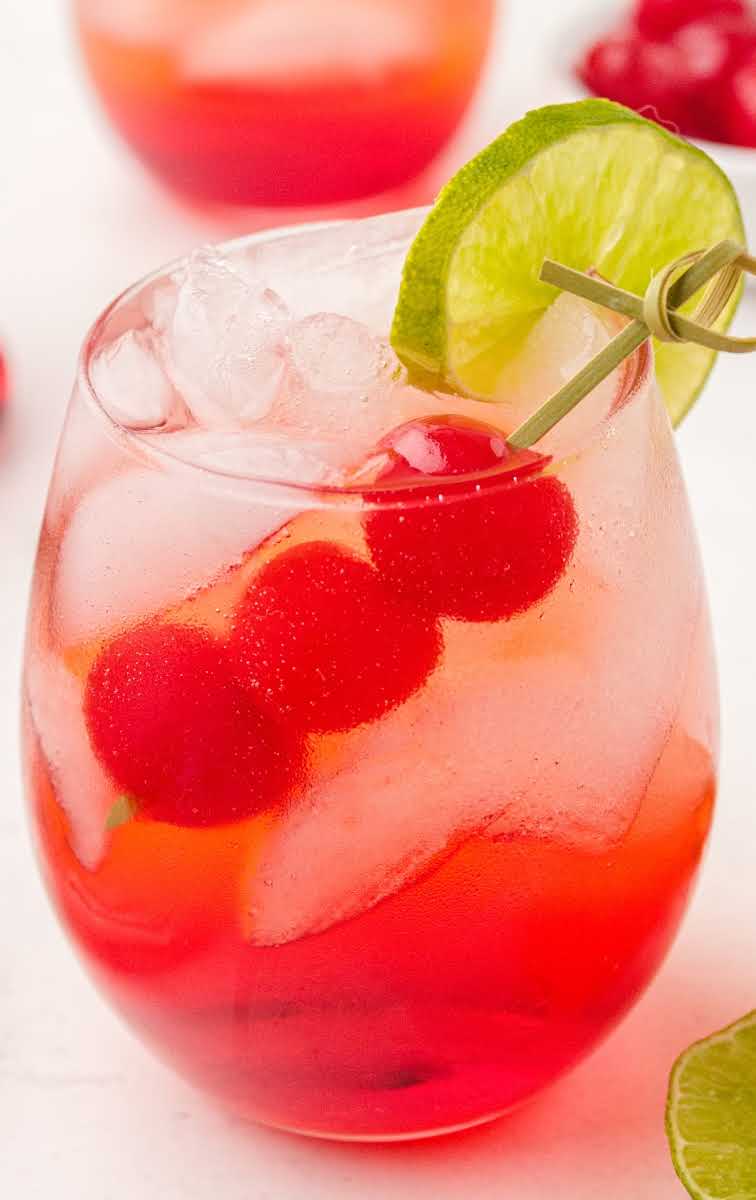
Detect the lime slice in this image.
<box><xmin>392</xmin><ymin>99</ymin><xmax>744</xmax><ymax>425</ymax></box>
<box><xmin>666</xmin><ymin>1010</ymin><xmax>756</xmax><ymax>1200</ymax></box>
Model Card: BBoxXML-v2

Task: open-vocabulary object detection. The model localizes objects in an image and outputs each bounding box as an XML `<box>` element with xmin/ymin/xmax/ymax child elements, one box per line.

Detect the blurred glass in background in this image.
<box><xmin>74</xmin><ymin>0</ymin><xmax>496</xmax><ymax>210</ymax></box>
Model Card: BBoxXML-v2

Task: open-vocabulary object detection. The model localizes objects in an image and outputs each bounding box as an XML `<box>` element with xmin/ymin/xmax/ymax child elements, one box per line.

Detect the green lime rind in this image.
<box><xmin>391</xmin><ymin>99</ymin><xmax>745</xmax><ymax>426</ymax></box>
<box><xmin>666</xmin><ymin>1010</ymin><xmax>756</xmax><ymax>1200</ymax></box>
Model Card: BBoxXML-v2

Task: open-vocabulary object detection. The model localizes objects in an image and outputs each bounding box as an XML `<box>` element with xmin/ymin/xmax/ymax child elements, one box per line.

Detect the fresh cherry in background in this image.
<box><xmin>727</xmin><ymin>49</ymin><xmax>756</xmax><ymax>144</ymax></box>
<box><xmin>634</xmin><ymin>0</ymin><xmax>746</xmax><ymax>41</ymax></box>
<box><xmin>579</xmin><ymin>0</ymin><xmax>756</xmax><ymax>147</ymax></box>
<box><xmin>579</xmin><ymin>34</ymin><xmax>689</xmax><ymax>132</ymax></box>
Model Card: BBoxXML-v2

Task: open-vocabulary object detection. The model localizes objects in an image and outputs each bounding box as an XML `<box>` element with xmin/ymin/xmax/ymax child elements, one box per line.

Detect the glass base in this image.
<box><xmin>257</xmin><ymin>1107</ymin><xmax>512</xmax><ymax>1144</ymax></box>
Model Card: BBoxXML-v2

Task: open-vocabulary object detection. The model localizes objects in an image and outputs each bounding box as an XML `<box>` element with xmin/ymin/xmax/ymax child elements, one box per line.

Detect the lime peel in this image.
<box><xmin>105</xmin><ymin>794</ymin><xmax>137</xmax><ymax>831</ymax></box>
<box><xmin>391</xmin><ymin>99</ymin><xmax>745</xmax><ymax>426</ymax></box>
<box><xmin>666</xmin><ymin>1009</ymin><xmax>756</xmax><ymax>1200</ymax></box>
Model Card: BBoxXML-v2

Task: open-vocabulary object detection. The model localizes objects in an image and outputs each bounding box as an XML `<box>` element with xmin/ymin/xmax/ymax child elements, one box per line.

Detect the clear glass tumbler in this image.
<box><xmin>23</xmin><ymin>212</ymin><xmax>717</xmax><ymax>1140</ymax></box>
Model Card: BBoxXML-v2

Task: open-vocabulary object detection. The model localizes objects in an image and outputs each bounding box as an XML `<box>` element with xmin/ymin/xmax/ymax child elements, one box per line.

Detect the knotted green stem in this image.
<box><xmin>508</xmin><ymin>240</ymin><xmax>756</xmax><ymax>450</ymax></box>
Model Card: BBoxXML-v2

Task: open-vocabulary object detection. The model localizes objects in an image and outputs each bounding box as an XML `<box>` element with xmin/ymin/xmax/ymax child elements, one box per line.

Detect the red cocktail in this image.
<box><xmin>74</xmin><ymin>0</ymin><xmax>495</xmax><ymax>207</ymax></box>
<box><xmin>23</xmin><ymin>209</ymin><xmax>716</xmax><ymax>1139</ymax></box>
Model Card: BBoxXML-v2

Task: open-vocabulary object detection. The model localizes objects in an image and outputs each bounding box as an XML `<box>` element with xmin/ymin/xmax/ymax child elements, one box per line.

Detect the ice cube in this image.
<box><xmin>25</xmin><ymin>650</ymin><xmax>115</xmax><ymax>870</ymax></box>
<box><xmin>243</xmin><ymin>671</ymin><xmax>502</xmax><ymax>949</ymax></box>
<box><xmin>243</xmin><ymin>380</ymin><xmax>701</xmax><ymax>947</ymax></box>
<box><xmin>272</xmin><ymin>350</ymin><xmax>513</xmax><ymax>476</ymax></box>
<box><xmin>90</xmin><ymin>329</ymin><xmax>177</xmax><ymax>431</ymax></box>
<box><xmin>45</xmin><ymin>389</ymin><xmax>126</xmax><ymax>534</ymax></box>
<box><xmin>141</xmin><ymin>275</ymin><xmax>179</xmax><ymax>335</ymax></box>
<box><xmin>624</xmin><ymin>594</ymin><xmax>718</xmax><ymax>841</ymax></box>
<box><xmin>493</xmin><ymin>293</ymin><xmax>625</xmax><ymax>456</ymax></box>
<box><xmin>181</xmin><ymin>0</ymin><xmax>429</xmax><ymax>85</ymax></box>
<box><xmin>263</xmin><ymin>319</ymin><xmax>390</xmax><ymax>467</ymax></box>
<box><xmin>145</xmin><ymin>427</ymin><xmax>346</xmax><ymax>486</ymax></box>
<box><xmin>289</xmin><ymin>313</ymin><xmax>387</xmax><ymax>396</ymax></box>
<box><xmin>164</xmin><ymin>249</ymin><xmax>290</xmax><ymax>429</ymax></box>
<box><xmin>234</xmin><ymin>207</ymin><xmax>424</xmax><ymax>330</ymax></box>
<box><xmin>78</xmin><ymin>0</ymin><xmax>187</xmax><ymax>44</ymax></box>
<box><xmin>243</xmin><ymin>588</ymin><xmax>677</xmax><ymax>948</ymax></box>
<box><xmin>485</xmin><ymin>372</ymin><xmax>703</xmax><ymax>843</ymax></box>
<box><xmin>54</xmin><ymin>463</ymin><xmax>295</xmax><ymax>645</ymax></box>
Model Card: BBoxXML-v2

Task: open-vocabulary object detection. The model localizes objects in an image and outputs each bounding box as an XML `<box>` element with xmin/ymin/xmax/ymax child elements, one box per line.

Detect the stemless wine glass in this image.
<box><xmin>22</xmin><ymin>211</ymin><xmax>717</xmax><ymax>1141</ymax></box>
<box><xmin>73</xmin><ymin>0</ymin><xmax>496</xmax><ymax>208</ymax></box>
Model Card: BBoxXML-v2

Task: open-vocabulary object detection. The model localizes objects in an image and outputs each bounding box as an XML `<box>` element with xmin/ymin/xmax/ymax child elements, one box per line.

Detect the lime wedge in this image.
<box><xmin>666</xmin><ymin>1010</ymin><xmax>756</xmax><ymax>1200</ymax></box>
<box><xmin>392</xmin><ymin>99</ymin><xmax>744</xmax><ymax>425</ymax></box>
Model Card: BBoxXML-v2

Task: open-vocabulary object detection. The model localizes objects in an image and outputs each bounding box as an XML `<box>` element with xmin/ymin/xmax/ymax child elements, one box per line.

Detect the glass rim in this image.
<box><xmin>76</xmin><ymin>211</ymin><xmax>654</xmax><ymax>508</ymax></box>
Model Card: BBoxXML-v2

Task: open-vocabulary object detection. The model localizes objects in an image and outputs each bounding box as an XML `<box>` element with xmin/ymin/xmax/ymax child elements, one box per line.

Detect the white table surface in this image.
<box><xmin>3</xmin><ymin>2</ymin><xmax>756</xmax><ymax>1196</ymax></box>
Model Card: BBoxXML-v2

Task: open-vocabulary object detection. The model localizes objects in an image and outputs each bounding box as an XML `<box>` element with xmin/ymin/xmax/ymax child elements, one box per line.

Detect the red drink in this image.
<box><xmin>23</xmin><ymin>213</ymin><xmax>717</xmax><ymax>1139</ymax></box>
<box><xmin>74</xmin><ymin>0</ymin><xmax>495</xmax><ymax>207</ymax></box>
<box><xmin>27</xmin><ymin>713</ymin><xmax>714</xmax><ymax>1136</ymax></box>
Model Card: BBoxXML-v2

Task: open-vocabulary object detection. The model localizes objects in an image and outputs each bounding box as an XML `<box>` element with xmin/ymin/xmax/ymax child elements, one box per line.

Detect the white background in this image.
<box><xmin>2</xmin><ymin>2</ymin><xmax>756</xmax><ymax>1196</ymax></box>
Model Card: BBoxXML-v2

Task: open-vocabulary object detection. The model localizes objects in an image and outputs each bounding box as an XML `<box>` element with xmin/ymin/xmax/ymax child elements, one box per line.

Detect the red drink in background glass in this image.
<box><xmin>74</xmin><ymin>0</ymin><xmax>496</xmax><ymax>208</ymax></box>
